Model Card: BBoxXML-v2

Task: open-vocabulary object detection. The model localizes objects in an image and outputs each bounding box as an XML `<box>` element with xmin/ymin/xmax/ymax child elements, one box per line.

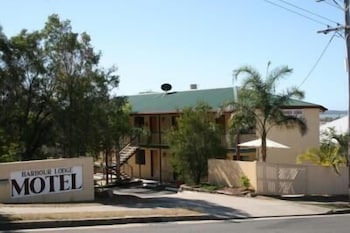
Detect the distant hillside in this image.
<box><xmin>320</xmin><ymin>110</ymin><xmax>347</xmax><ymax>118</ymax></box>
<box><xmin>320</xmin><ymin>110</ymin><xmax>347</xmax><ymax>124</ymax></box>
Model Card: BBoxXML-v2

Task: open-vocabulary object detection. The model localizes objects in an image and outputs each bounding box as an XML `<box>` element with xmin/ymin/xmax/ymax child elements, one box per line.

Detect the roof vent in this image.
<box><xmin>190</xmin><ymin>84</ymin><xmax>197</xmax><ymax>90</ymax></box>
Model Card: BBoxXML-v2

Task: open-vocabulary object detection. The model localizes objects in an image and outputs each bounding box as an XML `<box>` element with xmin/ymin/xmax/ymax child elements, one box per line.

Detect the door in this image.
<box><xmin>150</xmin><ymin>150</ymin><xmax>159</xmax><ymax>178</ymax></box>
<box><xmin>150</xmin><ymin>116</ymin><xmax>159</xmax><ymax>144</ymax></box>
<box><xmin>134</xmin><ymin>116</ymin><xmax>145</xmax><ymax>143</ymax></box>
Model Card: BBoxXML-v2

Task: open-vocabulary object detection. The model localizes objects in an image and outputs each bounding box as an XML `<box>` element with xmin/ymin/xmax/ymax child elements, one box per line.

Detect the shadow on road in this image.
<box><xmin>0</xmin><ymin>213</ymin><xmax>15</xmax><ymax>233</ymax></box>
<box><xmin>95</xmin><ymin>187</ymin><xmax>250</xmax><ymax>219</ymax></box>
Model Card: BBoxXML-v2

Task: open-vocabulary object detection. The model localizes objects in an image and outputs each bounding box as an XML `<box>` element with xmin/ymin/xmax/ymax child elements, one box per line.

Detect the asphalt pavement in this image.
<box><xmin>16</xmin><ymin>214</ymin><xmax>350</xmax><ymax>233</ymax></box>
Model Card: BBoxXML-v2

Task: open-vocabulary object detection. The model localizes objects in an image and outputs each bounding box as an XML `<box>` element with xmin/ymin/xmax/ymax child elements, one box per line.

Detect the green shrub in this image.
<box><xmin>199</xmin><ymin>183</ymin><xmax>223</xmax><ymax>192</ymax></box>
<box><xmin>240</xmin><ymin>175</ymin><xmax>250</xmax><ymax>189</ymax></box>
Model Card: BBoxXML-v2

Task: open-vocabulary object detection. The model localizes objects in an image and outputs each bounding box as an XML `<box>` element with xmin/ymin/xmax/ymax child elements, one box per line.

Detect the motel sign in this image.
<box><xmin>10</xmin><ymin>166</ymin><xmax>83</xmax><ymax>198</ymax></box>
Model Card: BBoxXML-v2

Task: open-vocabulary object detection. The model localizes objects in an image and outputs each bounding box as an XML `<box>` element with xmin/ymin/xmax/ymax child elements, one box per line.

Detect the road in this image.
<box><xmin>14</xmin><ymin>214</ymin><xmax>350</xmax><ymax>233</ymax></box>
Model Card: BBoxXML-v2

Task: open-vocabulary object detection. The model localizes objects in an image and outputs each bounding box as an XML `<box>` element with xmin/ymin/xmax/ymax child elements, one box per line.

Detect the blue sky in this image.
<box><xmin>0</xmin><ymin>0</ymin><xmax>347</xmax><ymax>110</ymax></box>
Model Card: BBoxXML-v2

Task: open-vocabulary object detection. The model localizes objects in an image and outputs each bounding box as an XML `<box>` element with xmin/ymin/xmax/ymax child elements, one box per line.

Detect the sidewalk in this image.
<box><xmin>0</xmin><ymin>189</ymin><xmax>349</xmax><ymax>231</ymax></box>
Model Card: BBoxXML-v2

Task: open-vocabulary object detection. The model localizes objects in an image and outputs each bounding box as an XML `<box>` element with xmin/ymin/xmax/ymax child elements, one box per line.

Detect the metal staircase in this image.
<box><xmin>119</xmin><ymin>143</ymin><xmax>138</xmax><ymax>166</ymax></box>
<box><xmin>104</xmin><ymin>136</ymin><xmax>139</xmax><ymax>184</ymax></box>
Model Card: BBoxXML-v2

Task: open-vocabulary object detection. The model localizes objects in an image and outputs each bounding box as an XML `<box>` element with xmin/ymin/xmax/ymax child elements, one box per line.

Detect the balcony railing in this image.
<box><xmin>136</xmin><ymin>132</ymin><xmax>256</xmax><ymax>148</ymax></box>
<box><xmin>137</xmin><ymin>133</ymin><xmax>168</xmax><ymax>146</ymax></box>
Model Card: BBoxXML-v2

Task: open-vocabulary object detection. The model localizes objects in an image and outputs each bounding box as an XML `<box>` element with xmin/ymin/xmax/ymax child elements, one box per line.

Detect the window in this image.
<box><xmin>134</xmin><ymin>117</ymin><xmax>144</xmax><ymax>127</ymax></box>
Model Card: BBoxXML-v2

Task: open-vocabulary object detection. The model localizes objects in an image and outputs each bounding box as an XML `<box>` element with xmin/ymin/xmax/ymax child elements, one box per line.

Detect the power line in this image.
<box><xmin>264</xmin><ymin>0</ymin><xmax>331</xmax><ymax>26</ymax></box>
<box><xmin>275</xmin><ymin>0</ymin><xmax>341</xmax><ymax>25</ymax></box>
<box><xmin>298</xmin><ymin>32</ymin><xmax>336</xmax><ymax>88</ymax></box>
<box><xmin>330</xmin><ymin>0</ymin><xmax>344</xmax><ymax>9</ymax></box>
<box><xmin>336</xmin><ymin>30</ymin><xmax>345</xmax><ymax>39</ymax></box>
<box><xmin>317</xmin><ymin>0</ymin><xmax>344</xmax><ymax>11</ymax></box>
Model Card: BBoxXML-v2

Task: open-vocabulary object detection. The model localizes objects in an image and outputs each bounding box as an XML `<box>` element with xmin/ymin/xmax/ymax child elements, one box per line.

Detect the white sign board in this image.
<box><xmin>10</xmin><ymin>166</ymin><xmax>83</xmax><ymax>198</ymax></box>
<box><xmin>282</xmin><ymin>109</ymin><xmax>304</xmax><ymax>118</ymax></box>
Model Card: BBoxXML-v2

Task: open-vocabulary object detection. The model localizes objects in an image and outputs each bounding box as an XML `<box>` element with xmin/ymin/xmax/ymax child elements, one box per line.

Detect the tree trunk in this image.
<box><xmin>105</xmin><ymin>150</ymin><xmax>110</xmax><ymax>184</ymax></box>
<box><xmin>115</xmin><ymin>149</ymin><xmax>121</xmax><ymax>183</ymax></box>
<box><xmin>261</xmin><ymin>133</ymin><xmax>267</xmax><ymax>162</ymax></box>
<box><xmin>195</xmin><ymin>172</ymin><xmax>201</xmax><ymax>185</ymax></box>
<box><xmin>235</xmin><ymin>133</ymin><xmax>240</xmax><ymax>160</ymax></box>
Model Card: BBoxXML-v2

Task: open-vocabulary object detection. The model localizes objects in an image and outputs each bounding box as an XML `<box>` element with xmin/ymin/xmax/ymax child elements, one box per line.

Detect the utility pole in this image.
<box><xmin>318</xmin><ymin>0</ymin><xmax>350</xmax><ymax>204</ymax></box>
<box><xmin>345</xmin><ymin>0</ymin><xmax>350</xmax><ymax>205</ymax></box>
<box><xmin>344</xmin><ymin>0</ymin><xmax>350</xmax><ymax>205</ymax></box>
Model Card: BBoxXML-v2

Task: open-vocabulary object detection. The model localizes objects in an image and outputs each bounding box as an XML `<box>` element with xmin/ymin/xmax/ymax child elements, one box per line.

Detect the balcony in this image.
<box><xmin>137</xmin><ymin>132</ymin><xmax>168</xmax><ymax>146</ymax></box>
<box><xmin>136</xmin><ymin>132</ymin><xmax>256</xmax><ymax>149</ymax></box>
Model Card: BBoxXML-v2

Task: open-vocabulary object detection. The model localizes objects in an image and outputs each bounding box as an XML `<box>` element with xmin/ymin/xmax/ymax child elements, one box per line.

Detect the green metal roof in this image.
<box><xmin>126</xmin><ymin>87</ymin><xmax>326</xmax><ymax>114</ymax></box>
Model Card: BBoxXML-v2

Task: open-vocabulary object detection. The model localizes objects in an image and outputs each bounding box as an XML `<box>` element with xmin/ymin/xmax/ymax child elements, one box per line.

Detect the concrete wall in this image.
<box><xmin>208</xmin><ymin>159</ymin><xmax>348</xmax><ymax>195</ymax></box>
<box><xmin>266</xmin><ymin>108</ymin><xmax>321</xmax><ymax>164</ymax></box>
<box><xmin>0</xmin><ymin>157</ymin><xmax>94</xmax><ymax>203</ymax></box>
<box><xmin>208</xmin><ymin>159</ymin><xmax>257</xmax><ymax>190</ymax></box>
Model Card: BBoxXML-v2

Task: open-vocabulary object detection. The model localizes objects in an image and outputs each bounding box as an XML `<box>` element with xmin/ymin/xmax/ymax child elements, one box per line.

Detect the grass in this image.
<box><xmin>1</xmin><ymin>208</ymin><xmax>203</xmax><ymax>221</ymax></box>
<box><xmin>313</xmin><ymin>203</ymin><xmax>350</xmax><ymax>209</ymax></box>
<box><xmin>197</xmin><ymin>183</ymin><xmax>224</xmax><ymax>192</ymax></box>
<box><xmin>0</xmin><ymin>190</ymin><xmax>206</xmax><ymax>222</ymax></box>
<box><xmin>0</xmin><ymin>202</ymin><xmax>100</xmax><ymax>207</ymax></box>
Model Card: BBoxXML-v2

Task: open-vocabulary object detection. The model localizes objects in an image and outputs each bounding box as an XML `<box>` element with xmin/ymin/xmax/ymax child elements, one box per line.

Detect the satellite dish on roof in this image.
<box><xmin>161</xmin><ymin>83</ymin><xmax>172</xmax><ymax>92</ymax></box>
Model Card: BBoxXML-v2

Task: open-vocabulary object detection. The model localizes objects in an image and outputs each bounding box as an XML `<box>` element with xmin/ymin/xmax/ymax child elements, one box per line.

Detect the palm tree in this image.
<box><xmin>322</xmin><ymin>127</ymin><xmax>349</xmax><ymax>163</ymax></box>
<box><xmin>298</xmin><ymin>127</ymin><xmax>349</xmax><ymax>175</ymax></box>
<box><xmin>297</xmin><ymin>145</ymin><xmax>346</xmax><ymax>175</ymax></box>
<box><xmin>232</xmin><ymin>63</ymin><xmax>307</xmax><ymax>162</ymax></box>
<box><xmin>228</xmin><ymin>108</ymin><xmax>255</xmax><ymax>160</ymax></box>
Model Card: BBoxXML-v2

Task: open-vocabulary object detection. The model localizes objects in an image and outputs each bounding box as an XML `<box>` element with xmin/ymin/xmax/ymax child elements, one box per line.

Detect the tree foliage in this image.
<box><xmin>321</xmin><ymin>127</ymin><xmax>349</xmax><ymax>163</ymax></box>
<box><xmin>232</xmin><ymin>63</ymin><xmax>307</xmax><ymax>162</ymax></box>
<box><xmin>228</xmin><ymin>101</ymin><xmax>255</xmax><ymax>159</ymax></box>
<box><xmin>166</xmin><ymin>103</ymin><xmax>226</xmax><ymax>185</ymax></box>
<box><xmin>0</xmin><ymin>15</ymin><xmax>130</xmax><ymax>162</ymax></box>
<box><xmin>297</xmin><ymin>128</ymin><xmax>348</xmax><ymax>175</ymax></box>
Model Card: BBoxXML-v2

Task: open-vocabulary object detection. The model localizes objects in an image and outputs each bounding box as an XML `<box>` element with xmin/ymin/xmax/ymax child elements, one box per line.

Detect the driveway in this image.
<box><xmin>107</xmin><ymin>185</ymin><xmax>331</xmax><ymax>219</ymax></box>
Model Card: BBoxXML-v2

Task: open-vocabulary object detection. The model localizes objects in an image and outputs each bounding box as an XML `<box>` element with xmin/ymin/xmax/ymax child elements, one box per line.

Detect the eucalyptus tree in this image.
<box><xmin>98</xmin><ymin>97</ymin><xmax>131</xmax><ymax>182</ymax></box>
<box><xmin>0</xmin><ymin>26</ymin><xmax>56</xmax><ymax>160</ymax></box>
<box><xmin>0</xmin><ymin>15</ymin><xmax>129</xmax><ymax>161</ymax></box>
<box><xmin>42</xmin><ymin>14</ymin><xmax>122</xmax><ymax>157</ymax></box>
<box><xmin>232</xmin><ymin>63</ymin><xmax>307</xmax><ymax>162</ymax></box>
<box><xmin>167</xmin><ymin>103</ymin><xmax>226</xmax><ymax>184</ymax></box>
<box><xmin>0</xmin><ymin>26</ymin><xmax>17</xmax><ymax>160</ymax></box>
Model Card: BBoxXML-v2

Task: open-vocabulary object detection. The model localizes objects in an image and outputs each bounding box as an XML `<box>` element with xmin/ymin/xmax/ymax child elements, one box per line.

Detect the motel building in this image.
<box><xmin>116</xmin><ymin>86</ymin><xmax>326</xmax><ymax>184</ymax></box>
<box><xmin>0</xmin><ymin>86</ymin><xmax>327</xmax><ymax>203</ymax></box>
